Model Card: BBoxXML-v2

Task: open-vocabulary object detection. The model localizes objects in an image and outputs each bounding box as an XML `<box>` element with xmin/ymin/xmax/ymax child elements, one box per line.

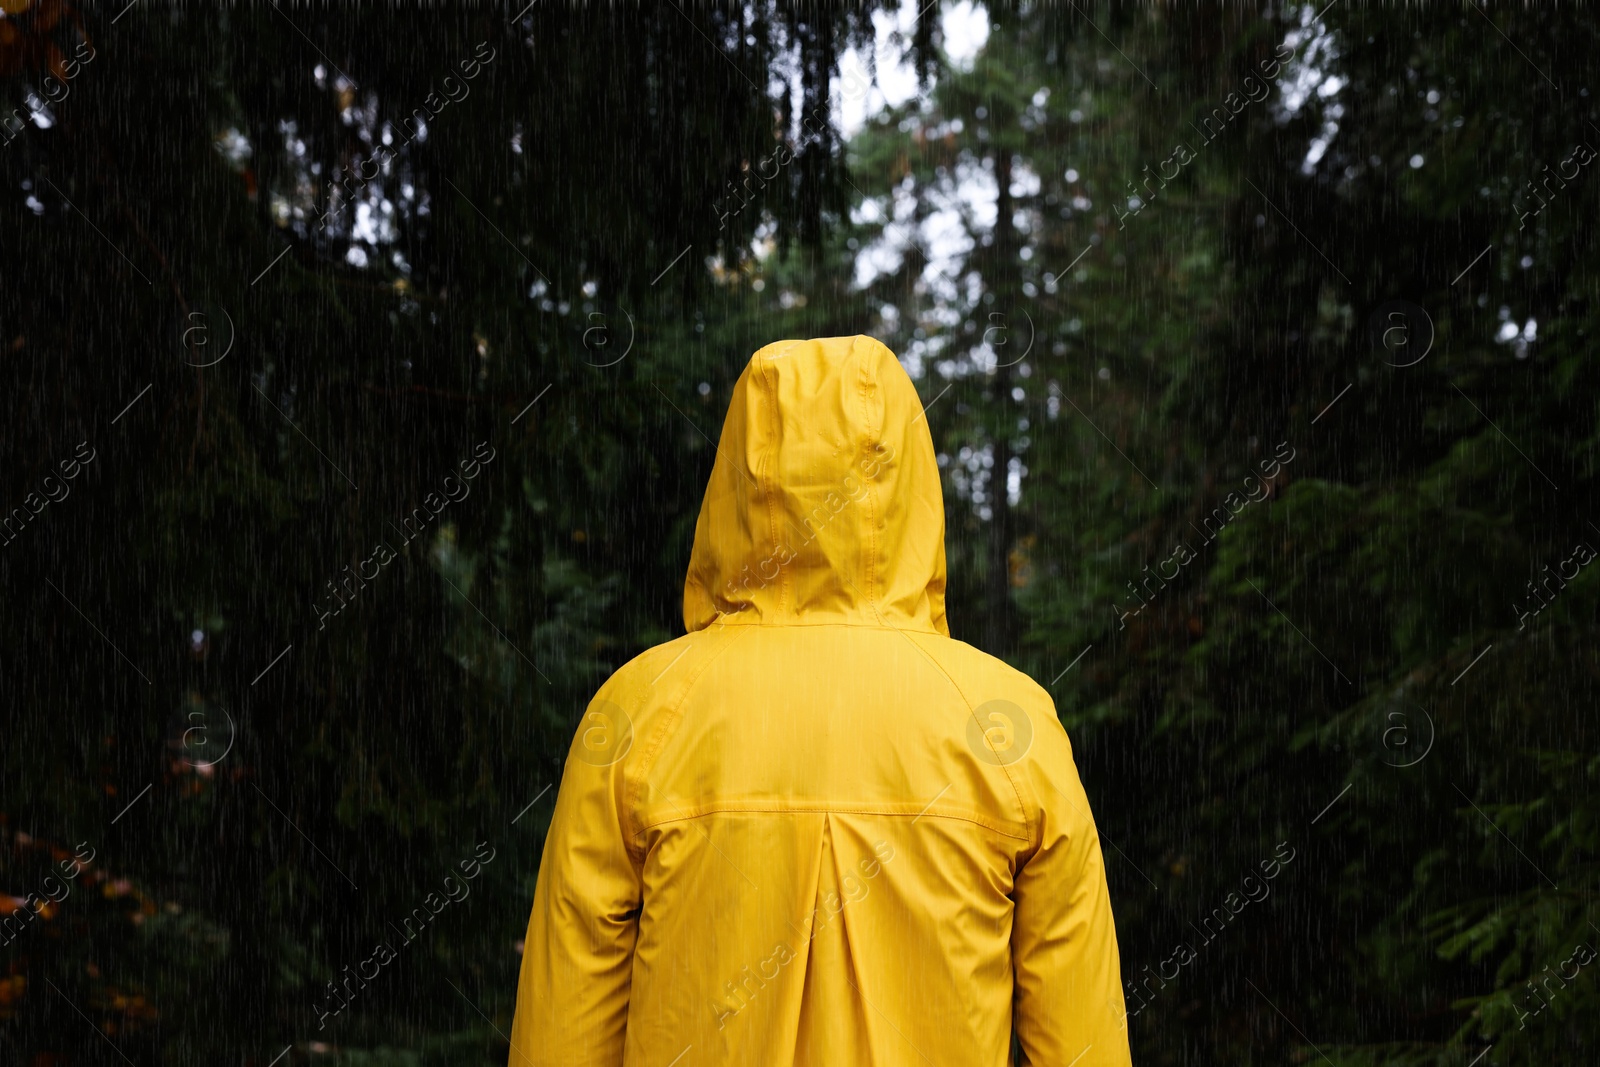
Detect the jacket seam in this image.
<box><xmin>634</xmin><ymin>803</ymin><xmax>1031</xmax><ymax>842</ymax></box>
<box><xmin>698</xmin><ymin>617</ymin><xmax>943</xmax><ymax>633</ymax></box>
<box><xmin>854</xmin><ymin>336</ymin><xmax>881</xmax><ymax>616</ymax></box>
<box><xmin>621</xmin><ymin>626</ymin><xmax>749</xmax><ymax>863</ymax></box>
<box><xmin>907</xmin><ymin>631</ymin><xmax>1039</xmax><ymax>850</ymax></box>
<box><xmin>758</xmin><ymin>348</ymin><xmax>787</xmax><ymax>615</ymax></box>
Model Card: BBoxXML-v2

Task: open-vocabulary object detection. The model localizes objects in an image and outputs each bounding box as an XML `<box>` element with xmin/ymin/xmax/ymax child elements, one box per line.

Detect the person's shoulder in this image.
<box><xmin>590</xmin><ymin>625</ymin><xmax>754</xmax><ymax>712</ymax></box>
<box><xmin>558</xmin><ymin>634</ymin><xmax>707</xmax><ymax>770</ymax></box>
<box><xmin>916</xmin><ymin>632</ymin><xmax>1056</xmax><ymax>712</ymax></box>
<box><xmin>916</xmin><ymin>632</ymin><xmax>1076</xmax><ymax>762</ymax></box>
<box><xmin>589</xmin><ymin>631</ymin><xmax>700</xmax><ymax>707</ymax></box>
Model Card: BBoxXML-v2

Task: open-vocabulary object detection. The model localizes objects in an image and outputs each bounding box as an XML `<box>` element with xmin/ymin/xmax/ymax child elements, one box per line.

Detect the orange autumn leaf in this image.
<box><xmin>33</xmin><ymin>0</ymin><xmax>63</xmax><ymax>33</ymax></box>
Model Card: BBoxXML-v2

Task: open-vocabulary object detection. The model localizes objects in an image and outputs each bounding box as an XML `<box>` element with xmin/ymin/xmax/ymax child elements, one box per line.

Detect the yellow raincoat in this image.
<box><xmin>510</xmin><ymin>335</ymin><xmax>1131</xmax><ymax>1066</ymax></box>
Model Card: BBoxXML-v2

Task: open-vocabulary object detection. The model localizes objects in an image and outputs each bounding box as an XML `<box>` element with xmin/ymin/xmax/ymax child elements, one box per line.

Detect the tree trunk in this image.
<box><xmin>984</xmin><ymin>148</ymin><xmax>1019</xmax><ymax>657</ymax></box>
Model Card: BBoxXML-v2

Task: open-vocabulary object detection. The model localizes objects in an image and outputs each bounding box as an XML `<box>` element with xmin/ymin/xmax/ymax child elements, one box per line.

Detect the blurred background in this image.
<box><xmin>2</xmin><ymin>1</ymin><xmax>1597</xmax><ymax>1063</ymax></box>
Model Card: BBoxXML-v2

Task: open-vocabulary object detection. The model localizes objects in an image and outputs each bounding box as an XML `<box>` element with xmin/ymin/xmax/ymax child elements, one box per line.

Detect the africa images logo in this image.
<box><xmin>966</xmin><ymin>699</ymin><xmax>1034</xmax><ymax>766</ymax></box>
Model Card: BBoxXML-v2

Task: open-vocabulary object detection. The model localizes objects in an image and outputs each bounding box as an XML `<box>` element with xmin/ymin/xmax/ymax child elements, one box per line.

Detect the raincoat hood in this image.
<box><xmin>682</xmin><ymin>335</ymin><xmax>949</xmax><ymax>635</ymax></box>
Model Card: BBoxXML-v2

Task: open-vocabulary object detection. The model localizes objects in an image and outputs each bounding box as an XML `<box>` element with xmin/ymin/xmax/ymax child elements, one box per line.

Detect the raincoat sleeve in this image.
<box><xmin>508</xmin><ymin>701</ymin><xmax>643</xmax><ymax>1066</ymax></box>
<box><xmin>1010</xmin><ymin>711</ymin><xmax>1133</xmax><ymax>1067</ymax></box>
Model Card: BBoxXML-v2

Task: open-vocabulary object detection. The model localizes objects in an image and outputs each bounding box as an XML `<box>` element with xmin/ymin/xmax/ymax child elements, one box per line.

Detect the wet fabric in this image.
<box><xmin>510</xmin><ymin>335</ymin><xmax>1131</xmax><ymax>1066</ymax></box>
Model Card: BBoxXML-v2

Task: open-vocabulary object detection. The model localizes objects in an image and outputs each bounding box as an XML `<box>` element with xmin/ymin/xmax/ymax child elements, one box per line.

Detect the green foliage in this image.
<box><xmin>2</xmin><ymin>2</ymin><xmax>1597</xmax><ymax>1065</ymax></box>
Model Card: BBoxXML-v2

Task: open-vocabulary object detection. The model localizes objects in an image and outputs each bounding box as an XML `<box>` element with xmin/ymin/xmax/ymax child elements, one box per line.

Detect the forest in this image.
<box><xmin>1</xmin><ymin>1</ymin><xmax>1597</xmax><ymax>1063</ymax></box>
